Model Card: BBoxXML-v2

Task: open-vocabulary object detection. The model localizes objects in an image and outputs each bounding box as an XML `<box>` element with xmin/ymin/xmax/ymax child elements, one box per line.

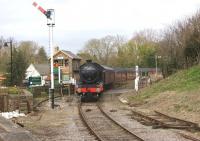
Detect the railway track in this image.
<box><xmin>178</xmin><ymin>133</ymin><xmax>200</xmax><ymax>141</ymax></box>
<box><xmin>132</xmin><ymin>109</ymin><xmax>200</xmax><ymax>131</ymax></box>
<box><xmin>33</xmin><ymin>95</ymin><xmax>62</xmax><ymax>109</ymax></box>
<box><xmin>132</xmin><ymin>109</ymin><xmax>200</xmax><ymax>141</ymax></box>
<box><xmin>79</xmin><ymin>102</ymin><xmax>144</xmax><ymax>141</ymax></box>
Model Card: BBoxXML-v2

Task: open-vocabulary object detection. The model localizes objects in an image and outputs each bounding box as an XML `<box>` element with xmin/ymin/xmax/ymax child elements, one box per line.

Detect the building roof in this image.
<box><xmin>0</xmin><ymin>75</ymin><xmax>6</xmax><ymax>81</ymax></box>
<box><xmin>101</xmin><ymin>65</ymin><xmax>114</xmax><ymax>71</ymax></box>
<box><xmin>139</xmin><ymin>68</ymin><xmax>161</xmax><ymax>72</ymax></box>
<box><xmin>34</xmin><ymin>64</ymin><xmax>50</xmax><ymax>75</ymax></box>
<box><xmin>114</xmin><ymin>67</ymin><xmax>161</xmax><ymax>72</ymax></box>
<box><xmin>50</xmin><ymin>47</ymin><xmax>82</xmax><ymax>60</ymax></box>
<box><xmin>61</xmin><ymin>50</ymin><xmax>82</xmax><ymax>60</ymax></box>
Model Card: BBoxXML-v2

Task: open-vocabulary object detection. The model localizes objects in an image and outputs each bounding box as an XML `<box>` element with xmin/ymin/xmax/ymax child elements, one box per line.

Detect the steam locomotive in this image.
<box><xmin>76</xmin><ymin>60</ymin><xmax>135</xmax><ymax>101</ymax></box>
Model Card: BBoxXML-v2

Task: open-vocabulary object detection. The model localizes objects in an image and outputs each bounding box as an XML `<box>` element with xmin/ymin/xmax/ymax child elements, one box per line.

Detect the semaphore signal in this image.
<box><xmin>32</xmin><ymin>0</ymin><xmax>55</xmax><ymax>109</ymax></box>
<box><xmin>32</xmin><ymin>1</ymin><xmax>52</xmax><ymax>19</ymax></box>
<box><xmin>32</xmin><ymin>1</ymin><xmax>47</xmax><ymax>16</ymax></box>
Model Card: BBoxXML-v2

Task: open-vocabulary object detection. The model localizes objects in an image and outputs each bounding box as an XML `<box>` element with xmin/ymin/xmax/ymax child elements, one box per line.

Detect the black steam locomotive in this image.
<box><xmin>76</xmin><ymin>60</ymin><xmax>135</xmax><ymax>101</ymax></box>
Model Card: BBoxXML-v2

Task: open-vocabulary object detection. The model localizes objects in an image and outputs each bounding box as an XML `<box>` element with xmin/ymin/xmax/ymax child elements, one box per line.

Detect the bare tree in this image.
<box><xmin>79</xmin><ymin>35</ymin><xmax>126</xmax><ymax>66</ymax></box>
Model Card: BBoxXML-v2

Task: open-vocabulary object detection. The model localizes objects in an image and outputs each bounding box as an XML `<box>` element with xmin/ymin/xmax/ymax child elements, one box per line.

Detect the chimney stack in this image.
<box><xmin>54</xmin><ymin>46</ymin><xmax>59</xmax><ymax>53</ymax></box>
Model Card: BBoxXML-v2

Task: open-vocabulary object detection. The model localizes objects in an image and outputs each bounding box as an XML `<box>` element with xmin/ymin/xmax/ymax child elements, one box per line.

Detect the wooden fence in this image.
<box><xmin>0</xmin><ymin>94</ymin><xmax>8</xmax><ymax>112</ymax></box>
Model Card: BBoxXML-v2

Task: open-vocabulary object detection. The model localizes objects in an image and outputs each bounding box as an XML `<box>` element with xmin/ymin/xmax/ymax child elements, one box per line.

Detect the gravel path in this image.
<box><xmin>101</xmin><ymin>93</ymin><xmax>191</xmax><ymax>141</ymax></box>
<box><xmin>16</xmin><ymin>96</ymin><xmax>97</xmax><ymax>141</ymax></box>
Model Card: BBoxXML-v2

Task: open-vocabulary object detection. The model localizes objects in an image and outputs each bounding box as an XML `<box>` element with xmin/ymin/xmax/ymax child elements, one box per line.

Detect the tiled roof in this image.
<box><xmin>34</xmin><ymin>64</ymin><xmax>50</xmax><ymax>75</ymax></box>
<box><xmin>61</xmin><ymin>50</ymin><xmax>82</xmax><ymax>60</ymax></box>
<box><xmin>0</xmin><ymin>75</ymin><xmax>6</xmax><ymax>81</ymax></box>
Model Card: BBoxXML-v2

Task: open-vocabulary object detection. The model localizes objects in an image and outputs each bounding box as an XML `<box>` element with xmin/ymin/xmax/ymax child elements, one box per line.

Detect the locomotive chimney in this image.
<box><xmin>86</xmin><ymin>59</ymin><xmax>92</xmax><ymax>63</ymax></box>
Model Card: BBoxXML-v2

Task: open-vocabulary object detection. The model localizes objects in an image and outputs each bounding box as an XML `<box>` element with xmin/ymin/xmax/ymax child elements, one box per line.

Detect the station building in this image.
<box><xmin>52</xmin><ymin>47</ymin><xmax>82</xmax><ymax>84</ymax></box>
<box><xmin>25</xmin><ymin>64</ymin><xmax>49</xmax><ymax>86</ymax></box>
<box><xmin>25</xmin><ymin>47</ymin><xmax>82</xmax><ymax>87</ymax></box>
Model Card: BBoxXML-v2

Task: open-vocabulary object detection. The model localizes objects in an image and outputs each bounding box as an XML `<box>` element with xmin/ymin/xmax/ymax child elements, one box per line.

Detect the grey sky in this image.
<box><xmin>0</xmin><ymin>0</ymin><xmax>200</xmax><ymax>54</ymax></box>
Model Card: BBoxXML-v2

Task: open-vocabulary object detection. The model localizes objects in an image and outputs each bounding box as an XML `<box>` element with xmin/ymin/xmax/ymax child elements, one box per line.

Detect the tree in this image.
<box><xmin>158</xmin><ymin>10</ymin><xmax>200</xmax><ymax>76</ymax></box>
<box><xmin>0</xmin><ymin>50</ymin><xmax>10</xmax><ymax>73</ymax></box>
<box><xmin>18</xmin><ymin>41</ymin><xmax>39</xmax><ymax>64</ymax></box>
<box><xmin>4</xmin><ymin>48</ymin><xmax>28</xmax><ymax>86</ymax></box>
<box><xmin>79</xmin><ymin>35</ymin><xmax>126</xmax><ymax>66</ymax></box>
<box><xmin>0</xmin><ymin>37</ymin><xmax>10</xmax><ymax>73</ymax></box>
<box><xmin>35</xmin><ymin>47</ymin><xmax>48</xmax><ymax>64</ymax></box>
<box><xmin>79</xmin><ymin>32</ymin><xmax>158</xmax><ymax>68</ymax></box>
<box><xmin>128</xmin><ymin>30</ymin><xmax>158</xmax><ymax>67</ymax></box>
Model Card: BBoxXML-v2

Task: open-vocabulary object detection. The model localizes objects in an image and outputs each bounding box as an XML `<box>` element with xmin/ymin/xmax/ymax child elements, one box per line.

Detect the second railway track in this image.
<box><xmin>79</xmin><ymin>102</ymin><xmax>144</xmax><ymax>141</ymax></box>
<box><xmin>131</xmin><ymin>109</ymin><xmax>200</xmax><ymax>131</ymax></box>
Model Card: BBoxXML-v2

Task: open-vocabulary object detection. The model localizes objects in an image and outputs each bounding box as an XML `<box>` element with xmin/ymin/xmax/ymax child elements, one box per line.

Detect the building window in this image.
<box><xmin>73</xmin><ymin>61</ymin><xmax>79</xmax><ymax>70</ymax></box>
<box><xmin>65</xmin><ymin>59</ymin><xmax>69</xmax><ymax>67</ymax></box>
<box><xmin>54</xmin><ymin>60</ymin><xmax>59</xmax><ymax>67</ymax></box>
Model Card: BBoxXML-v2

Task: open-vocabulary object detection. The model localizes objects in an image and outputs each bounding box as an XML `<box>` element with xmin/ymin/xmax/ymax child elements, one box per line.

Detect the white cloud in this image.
<box><xmin>0</xmin><ymin>0</ymin><xmax>200</xmax><ymax>54</ymax></box>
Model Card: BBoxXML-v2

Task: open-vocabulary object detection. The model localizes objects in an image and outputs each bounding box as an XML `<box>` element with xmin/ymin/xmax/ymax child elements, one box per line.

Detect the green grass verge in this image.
<box><xmin>7</xmin><ymin>87</ymin><xmax>22</xmax><ymax>95</ymax></box>
<box><xmin>129</xmin><ymin>65</ymin><xmax>200</xmax><ymax>103</ymax></box>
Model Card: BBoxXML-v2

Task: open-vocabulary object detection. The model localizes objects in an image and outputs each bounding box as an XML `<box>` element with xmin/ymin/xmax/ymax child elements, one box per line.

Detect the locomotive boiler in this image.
<box><xmin>76</xmin><ymin>60</ymin><xmax>115</xmax><ymax>101</ymax></box>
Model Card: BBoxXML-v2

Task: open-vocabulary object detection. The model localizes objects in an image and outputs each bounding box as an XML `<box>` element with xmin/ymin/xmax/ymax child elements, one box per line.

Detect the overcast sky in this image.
<box><xmin>1</xmin><ymin>0</ymin><xmax>200</xmax><ymax>54</ymax></box>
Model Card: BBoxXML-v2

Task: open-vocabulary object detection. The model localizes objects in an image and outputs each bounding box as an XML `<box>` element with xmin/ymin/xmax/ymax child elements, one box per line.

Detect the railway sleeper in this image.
<box><xmin>146</xmin><ymin>121</ymin><xmax>200</xmax><ymax>131</ymax></box>
<box><xmin>132</xmin><ymin>113</ymin><xmax>164</xmax><ymax>126</ymax></box>
<box><xmin>149</xmin><ymin>113</ymin><xmax>194</xmax><ymax>126</ymax></box>
<box><xmin>145</xmin><ymin>119</ymin><xmax>200</xmax><ymax>131</ymax></box>
<box><xmin>153</xmin><ymin>124</ymin><xmax>199</xmax><ymax>130</ymax></box>
<box><xmin>132</xmin><ymin>116</ymin><xmax>160</xmax><ymax>126</ymax></box>
<box><xmin>150</xmin><ymin>115</ymin><xmax>199</xmax><ymax>128</ymax></box>
<box><xmin>134</xmin><ymin>118</ymin><xmax>155</xmax><ymax>126</ymax></box>
<box><xmin>132</xmin><ymin>111</ymin><xmax>158</xmax><ymax>123</ymax></box>
<box><xmin>148</xmin><ymin>116</ymin><xmax>173</xmax><ymax>122</ymax></box>
<box><xmin>132</xmin><ymin>110</ymin><xmax>200</xmax><ymax>131</ymax></box>
<box><xmin>179</xmin><ymin>133</ymin><xmax>200</xmax><ymax>141</ymax></box>
<box><xmin>154</xmin><ymin>111</ymin><xmax>199</xmax><ymax>127</ymax></box>
<box><xmin>132</xmin><ymin>115</ymin><xmax>152</xmax><ymax>122</ymax></box>
<box><xmin>140</xmin><ymin>121</ymin><xmax>154</xmax><ymax>126</ymax></box>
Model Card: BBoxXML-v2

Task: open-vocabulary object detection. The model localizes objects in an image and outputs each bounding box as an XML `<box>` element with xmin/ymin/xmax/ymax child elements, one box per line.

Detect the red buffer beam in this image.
<box><xmin>32</xmin><ymin>1</ymin><xmax>47</xmax><ymax>16</ymax></box>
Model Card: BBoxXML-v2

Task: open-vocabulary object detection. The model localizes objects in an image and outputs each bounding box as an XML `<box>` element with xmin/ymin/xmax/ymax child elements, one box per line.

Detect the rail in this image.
<box><xmin>78</xmin><ymin>102</ymin><xmax>144</xmax><ymax>141</ymax></box>
<box><xmin>97</xmin><ymin>102</ymin><xmax>144</xmax><ymax>141</ymax></box>
<box><xmin>33</xmin><ymin>95</ymin><xmax>62</xmax><ymax>109</ymax></box>
<box><xmin>132</xmin><ymin>109</ymin><xmax>200</xmax><ymax>141</ymax></box>
<box><xmin>78</xmin><ymin>102</ymin><xmax>103</xmax><ymax>141</ymax></box>
<box><xmin>132</xmin><ymin>110</ymin><xmax>200</xmax><ymax>131</ymax></box>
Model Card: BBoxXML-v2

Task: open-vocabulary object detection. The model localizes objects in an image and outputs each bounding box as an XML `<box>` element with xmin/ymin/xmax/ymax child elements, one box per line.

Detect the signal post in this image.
<box><xmin>32</xmin><ymin>1</ymin><xmax>55</xmax><ymax>109</ymax></box>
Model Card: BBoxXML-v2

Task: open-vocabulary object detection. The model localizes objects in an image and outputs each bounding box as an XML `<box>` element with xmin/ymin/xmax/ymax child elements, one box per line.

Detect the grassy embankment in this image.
<box><xmin>128</xmin><ymin>65</ymin><xmax>200</xmax><ymax>119</ymax></box>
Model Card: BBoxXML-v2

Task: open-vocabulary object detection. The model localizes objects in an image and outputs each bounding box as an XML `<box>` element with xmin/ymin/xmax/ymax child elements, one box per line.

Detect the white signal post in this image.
<box><xmin>32</xmin><ymin>1</ymin><xmax>55</xmax><ymax>109</ymax></box>
<box><xmin>135</xmin><ymin>65</ymin><xmax>139</xmax><ymax>92</ymax></box>
<box><xmin>47</xmin><ymin>9</ymin><xmax>55</xmax><ymax>109</ymax></box>
<box><xmin>134</xmin><ymin>41</ymin><xmax>139</xmax><ymax>92</ymax></box>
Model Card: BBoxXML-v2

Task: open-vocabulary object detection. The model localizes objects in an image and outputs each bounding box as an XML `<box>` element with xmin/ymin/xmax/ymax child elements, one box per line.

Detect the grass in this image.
<box><xmin>127</xmin><ymin>65</ymin><xmax>200</xmax><ymax>123</ymax></box>
<box><xmin>0</xmin><ymin>87</ymin><xmax>23</xmax><ymax>95</ymax></box>
<box><xmin>129</xmin><ymin>65</ymin><xmax>200</xmax><ymax>103</ymax></box>
<box><xmin>7</xmin><ymin>87</ymin><xmax>22</xmax><ymax>95</ymax></box>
